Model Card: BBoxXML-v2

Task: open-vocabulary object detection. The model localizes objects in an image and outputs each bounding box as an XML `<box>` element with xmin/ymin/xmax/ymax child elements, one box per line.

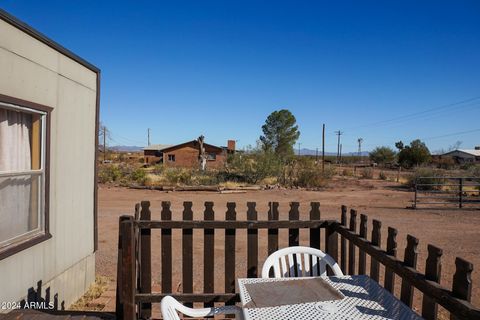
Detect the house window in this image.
<box><xmin>168</xmin><ymin>154</ymin><xmax>175</xmax><ymax>162</ymax></box>
<box><xmin>207</xmin><ymin>153</ymin><xmax>216</xmax><ymax>160</ymax></box>
<box><xmin>0</xmin><ymin>99</ymin><xmax>50</xmax><ymax>258</ymax></box>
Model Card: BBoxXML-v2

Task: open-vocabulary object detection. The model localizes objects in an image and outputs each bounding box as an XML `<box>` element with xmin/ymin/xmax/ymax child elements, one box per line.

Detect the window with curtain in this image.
<box><xmin>0</xmin><ymin>102</ymin><xmax>47</xmax><ymax>252</ymax></box>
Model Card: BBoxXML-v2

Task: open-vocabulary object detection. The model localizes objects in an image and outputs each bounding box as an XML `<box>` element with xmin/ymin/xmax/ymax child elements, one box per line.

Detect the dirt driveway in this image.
<box><xmin>97</xmin><ymin>178</ymin><xmax>480</xmax><ymax>313</ymax></box>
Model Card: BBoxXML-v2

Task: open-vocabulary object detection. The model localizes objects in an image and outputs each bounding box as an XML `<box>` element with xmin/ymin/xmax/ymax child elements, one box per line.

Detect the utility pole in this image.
<box><xmin>357</xmin><ymin>138</ymin><xmax>363</xmax><ymax>160</ymax></box>
<box><xmin>315</xmin><ymin>147</ymin><xmax>318</xmax><ymax>163</ymax></box>
<box><xmin>339</xmin><ymin>143</ymin><xmax>343</xmax><ymax>163</ymax></box>
<box><xmin>297</xmin><ymin>143</ymin><xmax>302</xmax><ymax>156</ymax></box>
<box><xmin>147</xmin><ymin>128</ymin><xmax>151</xmax><ymax>146</ymax></box>
<box><xmin>335</xmin><ymin>130</ymin><xmax>343</xmax><ymax>163</ymax></box>
<box><xmin>103</xmin><ymin>126</ymin><xmax>106</xmax><ymax>162</ymax></box>
<box><xmin>322</xmin><ymin>124</ymin><xmax>325</xmax><ymax>173</ymax></box>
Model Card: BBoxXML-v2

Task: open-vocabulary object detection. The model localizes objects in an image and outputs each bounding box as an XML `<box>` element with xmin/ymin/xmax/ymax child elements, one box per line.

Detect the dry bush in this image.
<box><xmin>360</xmin><ymin>167</ymin><xmax>374</xmax><ymax>179</ymax></box>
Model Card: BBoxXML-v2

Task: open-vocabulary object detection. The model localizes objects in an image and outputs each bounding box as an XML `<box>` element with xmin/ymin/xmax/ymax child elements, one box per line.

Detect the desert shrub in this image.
<box><xmin>341</xmin><ymin>168</ymin><xmax>353</xmax><ymax>176</ymax></box>
<box><xmin>152</xmin><ymin>164</ymin><xmax>165</xmax><ymax>175</ymax></box>
<box><xmin>468</xmin><ymin>165</ymin><xmax>480</xmax><ymax>177</ymax></box>
<box><xmin>98</xmin><ymin>164</ymin><xmax>147</xmax><ymax>185</ymax></box>
<box><xmin>226</xmin><ymin>150</ymin><xmax>282</xmax><ymax>184</ymax></box>
<box><xmin>360</xmin><ymin>167</ymin><xmax>374</xmax><ymax>179</ymax></box>
<box><xmin>405</xmin><ymin>167</ymin><xmax>444</xmax><ymax>190</ymax></box>
<box><xmin>164</xmin><ymin>167</ymin><xmax>193</xmax><ymax>185</ymax></box>
<box><xmin>379</xmin><ymin>171</ymin><xmax>387</xmax><ymax>180</ymax></box>
<box><xmin>433</xmin><ymin>157</ymin><xmax>456</xmax><ymax>170</ymax></box>
<box><xmin>283</xmin><ymin>157</ymin><xmax>332</xmax><ymax>188</ymax></box>
<box><xmin>396</xmin><ymin>139</ymin><xmax>431</xmax><ymax>168</ymax></box>
<box><xmin>369</xmin><ymin>146</ymin><xmax>396</xmax><ymax>166</ymax></box>
<box><xmin>129</xmin><ymin>168</ymin><xmax>147</xmax><ymax>184</ymax></box>
<box><xmin>98</xmin><ymin>164</ymin><xmax>123</xmax><ymax>183</ymax></box>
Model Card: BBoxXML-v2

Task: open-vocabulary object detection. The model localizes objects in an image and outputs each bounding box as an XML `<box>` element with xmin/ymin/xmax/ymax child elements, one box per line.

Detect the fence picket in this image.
<box><xmin>161</xmin><ymin>201</ymin><xmax>172</xmax><ymax>294</ymax></box>
<box><xmin>400</xmin><ymin>235</ymin><xmax>419</xmax><ymax>307</ymax></box>
<box><xmin>247</xmin><ymin>202</ymin><xmax>258</xmax><ymax>278</ymax></box>
<box><xmin>422</xmin><ymin>245</ymin><xmax>443</xmax><ymax>320</ymax></box>
<box><xmin>310</xmin><ymin>202</ymin><xmax>321</xmax><ymax>275</ymax></box>
<box><xmin>370</xmin><ymin>219</ymin><xmax>382</xmax><ymax>282</ymax></box>
<box><xmin>348</xmin><ymin>209</ymin><xmax>357</xmax><ymax>275</ymax></box>
<box><xmin>225</xmin><ymin>202</ymin><xmax>236</xmax><ymax>308</ymax></box>
<box><xmin>340</xmin><ymin>205</ymin><xmax>347</xmax><ymax>274</ymax></box>
<box><xmin>358</xmin><ymin>214</ymin><xmax>368</xmax><ymax>275</ymax></box>
<box><xmin>384</xmin><ymin>227</ymin><xmax>398</xmax><ymax>293</ymax></box>
<box><xmin>204</xmin><ymin>202</ymin><xmax>215</xmax><ymax>308</ymax></box>
<box><xmin>451</xmin><ymin>257</ymin><xmax>473</xmax><ymax>320</ymax></box>
<box><xmin>139</xmin><ymin>201</ymin><xmax>151</xmax><ymax>318</ymax></box>
<box><xmin>182</xmin><ymin>202</ymin><xmax>193</xmax><ymax>308</ymax></box>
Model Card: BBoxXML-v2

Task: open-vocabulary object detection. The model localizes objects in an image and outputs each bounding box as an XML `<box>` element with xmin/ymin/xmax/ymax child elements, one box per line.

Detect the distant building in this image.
<box><xmin>144</xmin><ymin>139</ymin><xmax>236</xmax><ymax>168</ymax></box>
<box><xmin>440</xmin><ymin>147</ymin><xmax>480</xmax><ymax>163</ymax></box>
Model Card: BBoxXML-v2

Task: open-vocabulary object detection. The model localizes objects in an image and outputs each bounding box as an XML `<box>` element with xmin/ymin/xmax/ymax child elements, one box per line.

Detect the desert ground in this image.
<box><xmin>96</xmin><ymin>177</ymin><xmax>480</xmax><ymax>316</ymax></box>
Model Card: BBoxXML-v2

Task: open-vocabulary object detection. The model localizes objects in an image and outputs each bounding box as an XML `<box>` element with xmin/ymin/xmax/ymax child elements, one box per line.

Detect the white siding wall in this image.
<box><xmin>0</xmin><ymin>18</ymin><xmax>97</xmax><ymax>309</ymax></box>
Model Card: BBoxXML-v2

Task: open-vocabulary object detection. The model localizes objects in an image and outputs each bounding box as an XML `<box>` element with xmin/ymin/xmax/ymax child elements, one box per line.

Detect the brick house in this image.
<box><xmin>144</xmin><ymin>140</ymin><xmax>236</xmax><ymax>169</ymax></box>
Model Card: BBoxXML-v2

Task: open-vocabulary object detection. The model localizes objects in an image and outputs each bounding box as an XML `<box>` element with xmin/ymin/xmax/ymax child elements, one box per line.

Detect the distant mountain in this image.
<box><xmin>109</xmin><ymin>145</ymin><xmax>143</xmax><ymax>152</ymax></box>
<box><xmin>298</xmin><ymin>148</ymin><xmax>370</xmax><ymax>156</ymax></box>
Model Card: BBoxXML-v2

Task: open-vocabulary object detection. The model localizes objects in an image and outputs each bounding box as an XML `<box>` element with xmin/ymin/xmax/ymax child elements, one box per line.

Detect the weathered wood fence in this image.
<box><xmin>116</xmin><ymin>201</ymin><xmax>480</xmax><ymax>319</ymax></box>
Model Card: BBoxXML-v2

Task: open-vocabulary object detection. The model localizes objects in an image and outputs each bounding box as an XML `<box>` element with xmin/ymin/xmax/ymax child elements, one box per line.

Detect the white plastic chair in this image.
<box><xmin>261</xmin><ymin>246</ymin><xmax>344</xmax><ymax>278</ymax></box>
<box><xmin>161</xmin><ymin>295</ymin><xmax>243</xmax><ymax>320</ymax></box>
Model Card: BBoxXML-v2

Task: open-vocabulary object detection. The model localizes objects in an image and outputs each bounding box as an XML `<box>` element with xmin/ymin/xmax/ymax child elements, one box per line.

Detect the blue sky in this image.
<box><xmin>2</xmin><ymin>1</ymin><xmax>480</xmax><ymax>152</ymax></box>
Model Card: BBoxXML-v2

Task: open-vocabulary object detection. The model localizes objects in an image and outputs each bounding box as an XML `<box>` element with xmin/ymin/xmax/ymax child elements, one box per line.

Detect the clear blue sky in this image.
<box><xmin>2</xmin><ymin>0</ymin><xmax>480</xmax><ymax>153</ymax></box>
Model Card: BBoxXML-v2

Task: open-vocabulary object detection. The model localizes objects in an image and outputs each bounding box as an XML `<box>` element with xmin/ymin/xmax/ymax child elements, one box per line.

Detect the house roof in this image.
<box><xmin>442</xmin><ymin>149</ymin><xmax>480</xmax><ymax>157</ymax></box>
<box><xmin>143</xmin><ymin>144</ymin><xmax>173</xmax><ymax>151</ymax></box>
<box><xmin>161</xmin><ymin>140</ymin><xmax>224</xmax><ymax>153</ymax></box>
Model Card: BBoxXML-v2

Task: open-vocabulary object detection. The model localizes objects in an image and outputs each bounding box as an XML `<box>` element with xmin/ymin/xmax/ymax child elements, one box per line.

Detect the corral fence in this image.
<box><xmin>414</xmin><ymin>176</ymin><xmax>480</xmax><ymax>209</ymax></box>
<box><xmin>116</xmin><ymin>201</ymin><xmax>480</xmax><ymax>319</ymax></box>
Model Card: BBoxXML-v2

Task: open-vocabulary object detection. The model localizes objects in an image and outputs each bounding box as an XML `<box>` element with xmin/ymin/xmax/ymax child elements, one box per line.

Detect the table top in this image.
<box><xmin>238</xmin><ymin>275</ymin><xmax>423</xmax><ymax>320</ymax></box>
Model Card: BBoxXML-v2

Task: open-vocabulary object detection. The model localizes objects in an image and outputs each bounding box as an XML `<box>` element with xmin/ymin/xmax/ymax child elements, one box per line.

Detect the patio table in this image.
<box><xmin>238</xmin><ymin>275</ymin><xmax>423</xmax><ymax>320</ymax></box>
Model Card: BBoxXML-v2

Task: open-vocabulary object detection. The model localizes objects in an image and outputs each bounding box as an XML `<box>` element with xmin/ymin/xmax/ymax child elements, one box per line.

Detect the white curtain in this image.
<box><xmin>0</xmin><ymin>108</ymin><xmax>33</xmax><ymax>244</ymax></box>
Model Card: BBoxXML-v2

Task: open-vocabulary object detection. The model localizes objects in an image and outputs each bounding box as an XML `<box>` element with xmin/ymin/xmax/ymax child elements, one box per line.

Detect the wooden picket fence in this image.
<box><xmin>116</xmin><ymin>201</ymin><xmax>480</xmax><ymax>319</ymax></box>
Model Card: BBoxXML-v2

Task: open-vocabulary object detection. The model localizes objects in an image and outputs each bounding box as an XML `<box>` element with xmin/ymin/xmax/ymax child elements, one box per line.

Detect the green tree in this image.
<box><xmin>369</xmin><ymin>146</ymin><xmax>396</xmax><ymax>165</ymax></box>
<box><xmin>395</xmin><ymin>139</ymin><xmax>431</xmax><ymax>168</ymax></box>
<box><xmin>259</xmin><ymin>109</ymin><xmax>300</xmax><ymax>160</ymax></box>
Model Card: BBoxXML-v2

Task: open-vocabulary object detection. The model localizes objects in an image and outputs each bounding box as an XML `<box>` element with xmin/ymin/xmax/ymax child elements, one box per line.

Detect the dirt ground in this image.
<box><xmin>96</xmin><ymin>178</ymin><xmax>480</xmax><ymax>315</ymax></box>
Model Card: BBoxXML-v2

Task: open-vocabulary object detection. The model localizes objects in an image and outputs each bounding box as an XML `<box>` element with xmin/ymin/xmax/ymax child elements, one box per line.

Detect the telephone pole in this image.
<box><xmin>147</xmin><ymin>128</ymin><xmax>151</xmax><ymax>146</ymax></box>
<box><xmin>339</xmin><ymin>143</ymin><xmax>343</xmax><ymax>163</ymax></box>
<box><xmin>315</xmin><ymin>147</ymin><xmax>318</xmax><ymax>163</ymax></box>
<box><xmin>103</xmin><ymin>126</ymin><xmax>106</xmax><ymax>162</ymax></box>
<box><xmin>297</xmin><ymin>143</ymin><xmax>302</xmax><ymax>156</ymax></box>
<box><xmin>335</xmin><ymin>130</ymin><xmax>343</xmax><ymax>163</ymax></box>
<box><xmin>322</xmin><ymin>124</ymin><xmax>325</xmax><ymax>173</ymax></box>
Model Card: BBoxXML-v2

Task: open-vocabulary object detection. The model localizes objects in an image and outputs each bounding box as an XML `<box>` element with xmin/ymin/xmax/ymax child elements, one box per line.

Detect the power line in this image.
<box><xmin>345</xmin><ymin>96</ymin><xmax>480</xmax><ymax>131</ymax></box>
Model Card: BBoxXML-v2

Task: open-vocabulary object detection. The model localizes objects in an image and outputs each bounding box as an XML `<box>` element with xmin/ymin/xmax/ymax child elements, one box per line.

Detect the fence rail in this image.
<box><xmin>414</xmin><ymin>176</ymin><xmax>480</xmax><ymax>209</ymax></box>
<box><xmin>116</xmin><ymin>201</ymin><xmax>480</xmax><ymax>320</ymax></box>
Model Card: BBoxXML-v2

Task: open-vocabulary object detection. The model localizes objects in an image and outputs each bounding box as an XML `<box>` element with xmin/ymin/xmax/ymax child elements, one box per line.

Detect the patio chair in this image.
<box><xmin>261</xmin><ymin>246</ymin><xmax>344</xmax><ymax>278</ymax></box>
<box><xmin>160</xmin><ymin>295</ymin><xmax>243</xmax><ymax>320</ymax></box>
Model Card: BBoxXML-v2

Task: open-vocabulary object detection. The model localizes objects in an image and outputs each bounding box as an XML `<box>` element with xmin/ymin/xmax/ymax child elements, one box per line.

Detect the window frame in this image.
<box><xmin>168</xmin><ymin>154</ymin><xmax>176</xmax><ymax>162</ymax></box>
<box><xmin>0</xmin><ymin>94</ymin><xmax>52</xmax><ymax>261</ymax></box>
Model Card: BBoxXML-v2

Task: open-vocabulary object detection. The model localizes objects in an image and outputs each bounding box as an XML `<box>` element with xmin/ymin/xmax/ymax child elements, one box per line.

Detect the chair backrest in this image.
<box><xmin>261</xmin><ymin>246</ymin><xmax>344</xmax><ymax>278</ymax></box>
<box><xmin>161</xmin><ymin>296</ymin><xmax>242</xmax><ymax>320</ymax></box>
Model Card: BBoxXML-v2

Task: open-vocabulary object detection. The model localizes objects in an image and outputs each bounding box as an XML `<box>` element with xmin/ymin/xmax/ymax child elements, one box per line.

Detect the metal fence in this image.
<box><xmin>414</xmin><ymin>176</ymin><xmax>480</xmax><ymax>209</ymax></box>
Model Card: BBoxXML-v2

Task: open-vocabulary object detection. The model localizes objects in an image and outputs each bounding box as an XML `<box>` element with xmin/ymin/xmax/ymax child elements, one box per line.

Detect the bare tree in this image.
<box><xmin>198</xmin><ymin>135</ymin><xmax>207</xmax><ymax>171</ymax></box>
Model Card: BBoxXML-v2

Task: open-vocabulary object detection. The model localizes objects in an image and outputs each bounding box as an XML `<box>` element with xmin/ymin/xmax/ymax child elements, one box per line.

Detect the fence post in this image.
<box><xmin>182</xmin><ymin>201</ymin><xmax>194</xmax><ymax>308</ymax></box>
<box><xmin>450</xmin><ymin>257</ymin><xmax>473</xmax><ymax>320</ymax></box>
<box><xmin>400</xmin><ymin>235</ymin><xmax>419</xmax><ymax>307</ymax></box>
<box><xmin>204</xmin><ymin>202</ymin><xmax>215</xmax><ymax>308</ymax></box>
<box><xmin>247</xmin><ymin>202</ymin><xmax>258</xmax><ymax>278</ymax></box>
<box><xmin>348</xmin><ymin>209</ymin><xmax>357</xmax><ymax>275</ymax></box>
<box><xmin>161</xmin><ymin>201</ymin><xmax>172</xmax><ymax>295</ymax></box>
<box><xmin>422</xmin><ymin>245</ymin><xmax>443</xmax><ymax>320</ymax></box>
<box><xmin>384</xmin><ymin>227</ymin><xmax>398</xmax><ymax>293</ymax></box>
<box><xmin>309</xmin><ymin>202</ymin><xmax>321</xmax><ymax>275</ymax></box>
<box><xmin>370</xmin><ymin>220</ymin><xmax>382</xmax><ymax>282</ymax></box>
<box><xmin>139</xmin><ymin>201</ymin><xmax>151</xmax><ymax>319</ymax></box>
<box><xmin>115</xmin><ymin>215</ymin><xmax>131</xmax><ymax>319</ymax></box>
<box><xmin>358</xmin><ymin>214</ymin><xmax>368</xmax><ymax>275</ymax></box>
<box><xmin>340</xmin><ymin>206</ymin><xmax>347</xmax><ymax>274</ymax></box>
<box><xmin>121</xmin><ymin>216</ymin><xmax>136</xmax><ymax>320</ymax></box>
